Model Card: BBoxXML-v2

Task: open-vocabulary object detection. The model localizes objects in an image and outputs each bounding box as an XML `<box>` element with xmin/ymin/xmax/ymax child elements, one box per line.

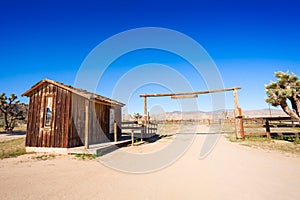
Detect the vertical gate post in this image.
<box><xmin>233</xmin><ymin>89</ymin><xmax>245</xmax><ymax>139</ymax></box>
<box><xmin>144</xmin><ymin>97</ymin><xmax>147</xmax><ymax>120</ymax></box>
<box><xmin>238</xmin><ymin>108</ymin><xmax>245</xmax><ymax>139</ymax></box>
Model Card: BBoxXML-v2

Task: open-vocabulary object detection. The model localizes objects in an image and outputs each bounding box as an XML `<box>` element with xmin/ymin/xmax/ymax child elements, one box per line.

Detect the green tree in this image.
<box><xmin>265</xmin><ymin>71</ymin><xmax>300</xmax><ymax>122</ymax></box>
<box><xmin>0</xmin><ymin>93</ymin><xmax>25</xmax><ymax>131</ymax></box>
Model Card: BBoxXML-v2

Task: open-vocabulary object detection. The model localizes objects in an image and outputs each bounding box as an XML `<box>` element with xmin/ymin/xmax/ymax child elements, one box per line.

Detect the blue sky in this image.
<box><xmin>0</xmin><ymin>0</ymin><xmax>300</xmax><ymax>113</ymax></box>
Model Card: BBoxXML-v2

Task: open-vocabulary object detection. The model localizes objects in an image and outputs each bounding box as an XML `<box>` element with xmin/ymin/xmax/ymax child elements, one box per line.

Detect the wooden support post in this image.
<box><xmin>238</xmin><ymin>108</ymin><xmax>245</xmax><ymax>139</ymax></box>
<box><xmin>266</xmin><ymin>120</ymin><xmax>271</xmax><ymax>139</ymax></box>
<box><xmin>233</xmin><ymin>89</ymin><xmax>245</xmax><ymax>139</ymax></box>
<box><xmin>131</xmin><ymin>130</ymin><xmax>134</xmax><ymax>146</ymax></box>
<box><xmin>233</xmin><ymin>89</ymin><xmax>239</xmax><ymax>117</ymax></box>
<box><xmin>144</xmin><ymin>96</ymin><xmax>147</xmax><ymax>118</ymax></box>
<box><xmin>142</xmin><ymin>96</ymin><xmax>147</xmax><ymax>141</ymax></box>
<box><xmin>84</xmin><ymin>99</ymin><xmax>89</xmax><ymax>149</ymax></box>
<box><xmin>114</xmin><ymin>120</ymin><xmax>117</xmax><ymax>143</ymax></box>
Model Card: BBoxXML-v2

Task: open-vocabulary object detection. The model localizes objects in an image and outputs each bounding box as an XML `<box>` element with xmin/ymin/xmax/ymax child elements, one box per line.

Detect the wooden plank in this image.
<box><xmin>60</xmin><ymin>88</ymin><xmax>67</xmax><ymax>147</ymax></box>
<box><xmin>72</xmin><ymin>94</ymin><xmax>79</xmax><ymax>147</ymax></box>
<box><xmin>114</xmin><ymin>120</ymin><xmax>117</xmax><ymax>142</ymax></box>
<box><xmin>62</xmin><ymin>90</ymin><xmax>69</xmax><ymax>148</ymax></box>
<box><xmin>243</xmin><ymin>125</ymin><xmax>265</xmax><ymax>128</ymax></box>
<box><xmin>131</xmin><ymin>130</ymin><xmax>134</xmax><ymax>146</ymax></box>
<box><xmin>144</xmin><ymin>96</ymin><xmax>147</xmax><ymax>116</ymax></box>
<box><xmin>40</xmin><ymin>86</ymin><xmax>46</xmax><ymax>131</ymax></box>
<box><xmin>121</xmin><ymin>127</ymin><xmax>144</xmax><ymax>130</ymax></box>
<box><xmin>68</xmin><ymin>94</ymin><xmax>75</xmax><ymax>148</ymax></box>
<box><xmin>36</xmin><ymin>90</ymin><xmax>43</xmax><ymax>147</ymax></box>
<box><xmin>244</xmin><ymin>133</ymin><xmax>267</xmax><ymax>136</ymax></box>
<box><xmin>51</xmin><ymin>85</ymin><xmax>57</xmax><ymax>147</ymax></box>
<box><xmin>88</xmin><ymin>101</ymin><xmax>93</xmax><ymax>144</ymax></box>
<box><xmin>171</xmin><ymin>95</ymin><xmax>198</xmax><ymax>99</ymax></box>
<box><xmin>85</xmin><ymin>99</ymin><xmax>89</xmax><ymax>149</ymax></box>
<box><xmin>122</xmin><ymin>121</ymin><xmax>138</xmax><ymax>124</ymax></box>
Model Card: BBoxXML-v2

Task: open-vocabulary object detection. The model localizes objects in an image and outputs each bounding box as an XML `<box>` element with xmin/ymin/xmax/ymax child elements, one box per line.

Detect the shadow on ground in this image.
<box><xmin>0</xmin><ymin>131</ymin><xmax>26</xmax><ymax>136</ymax></box>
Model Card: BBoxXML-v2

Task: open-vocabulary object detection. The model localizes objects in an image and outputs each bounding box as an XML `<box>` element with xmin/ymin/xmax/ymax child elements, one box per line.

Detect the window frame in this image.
<box><xmin>44</xmin><ymin>95</ymin><xmax>53</xmax><ymax>128</ymax></box>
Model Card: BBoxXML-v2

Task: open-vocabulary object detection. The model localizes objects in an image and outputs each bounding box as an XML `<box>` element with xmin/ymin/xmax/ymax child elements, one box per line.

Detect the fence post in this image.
<box><xmin>266</xmin><ymin>120</ymin><xmax>271</xmax><ymax>139</ymax></box>
<box><xmin>131</xmin><ymin>130</ymin><xmax>134</xmax><ymax>146</ymax></box>
<box><xmin>114</xmin><ymin>120</ymin><xmax>117</xmax><ymax>143</ymax></box>
<box><xmin>235</xmin><ymin>107</ymin><xmax>245</xmax><ymax>139</ymax></box>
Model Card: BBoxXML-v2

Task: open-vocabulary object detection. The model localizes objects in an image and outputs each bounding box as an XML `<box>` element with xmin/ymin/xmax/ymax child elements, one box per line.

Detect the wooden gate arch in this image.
<box><xmin>140</xmin><ymin>87</ymin><xmax>245</xmax><ymax>139</ymax></box>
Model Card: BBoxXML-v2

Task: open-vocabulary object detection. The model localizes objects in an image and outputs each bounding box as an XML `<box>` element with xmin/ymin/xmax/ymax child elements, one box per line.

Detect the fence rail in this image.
<box><xmin>121</xmin><ymin>121</ymin><xmax>158</xmax><ymax>143</ymax></box>
<box><xmin>241</xmin><ymin>117</ymin><xmax>299</xmax><ymax>140</ymax></box>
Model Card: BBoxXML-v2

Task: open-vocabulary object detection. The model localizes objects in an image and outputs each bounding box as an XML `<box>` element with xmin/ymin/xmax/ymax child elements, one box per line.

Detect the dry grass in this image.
<box><xmin>0</xmin><ymin>137</ymin><xmax>26</xmax><ymax>159</ymax></box>
<box><xmin>240</xmin><ymin>138</ymin><xmax>300</xmax><ymax>156</ymax></box>
<box><xmin>226</xmin><ymin>131</ymin><xmax>300</xmax><ymax>156</ymax></box>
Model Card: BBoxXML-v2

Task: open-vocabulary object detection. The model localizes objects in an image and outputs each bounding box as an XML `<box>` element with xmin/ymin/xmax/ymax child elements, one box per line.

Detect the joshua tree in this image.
<box><xmin>265</xmin><ymin>71</ymin><xmax>300</xmax><ymax>122</ymax></box>
<box><xmin>133</xmin><ymin>112</ymin><xmax>142</xmax><ymax>123</ymax></box>
<box><xmin>0</xmin><ymin>93</ymin><xmax>25</xmax><ymax>131</ymax></box>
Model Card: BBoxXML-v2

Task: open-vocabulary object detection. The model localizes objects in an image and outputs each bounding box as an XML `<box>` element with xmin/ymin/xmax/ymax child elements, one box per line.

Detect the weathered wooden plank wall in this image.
<box><xmin>26</xmin><ymin>83</ymin><xmax>123</xmax><ymax>148</ymax></box>
<box><xmin>26</xmin><ymin>84</ymin><xmax>72</xmax><ymax>147</ymax></box>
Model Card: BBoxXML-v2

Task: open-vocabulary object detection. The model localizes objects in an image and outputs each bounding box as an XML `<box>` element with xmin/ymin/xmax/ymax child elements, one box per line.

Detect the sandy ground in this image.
<box><xmin>1</xmin><ymin>126</ymin><xmax>300</xmax><ymax>200</ymax></box>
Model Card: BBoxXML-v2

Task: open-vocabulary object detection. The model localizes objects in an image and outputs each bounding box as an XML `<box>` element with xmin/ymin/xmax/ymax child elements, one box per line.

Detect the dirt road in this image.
<box><xmin>1</xmin><ymin>131</ymin><xmax>300</xmax><ymax>199</ymax></box>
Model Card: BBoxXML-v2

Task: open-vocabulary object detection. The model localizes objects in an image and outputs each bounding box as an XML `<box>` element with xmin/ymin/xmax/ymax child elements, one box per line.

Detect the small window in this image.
<box><xmin>44</xmin><ymin>96</ymin><xmax>53</xmax><ymax>127</ymax></box>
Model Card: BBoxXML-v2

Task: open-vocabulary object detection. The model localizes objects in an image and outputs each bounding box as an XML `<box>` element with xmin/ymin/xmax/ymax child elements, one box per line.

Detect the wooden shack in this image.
<box><xmin>22</xmin><ymin>79</ymin><xmax>125</xmax><ymax>150</ymax></box>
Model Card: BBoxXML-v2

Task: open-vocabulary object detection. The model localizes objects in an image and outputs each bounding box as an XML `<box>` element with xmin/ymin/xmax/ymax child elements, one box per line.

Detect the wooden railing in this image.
<box><xmin>121</xmin><ymin>121</ymin><xmax>158</xmax><ymax>144</ymax></box>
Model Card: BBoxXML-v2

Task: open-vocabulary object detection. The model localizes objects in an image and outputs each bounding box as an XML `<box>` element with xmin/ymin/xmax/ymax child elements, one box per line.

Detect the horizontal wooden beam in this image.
<box><xmin>139</xmin><ymin>87</ymin><xmax>241</xmax><ymax>97</ymax></box>
<box><xmin>171</xmin><ymin>95</ymin><xmax>198</xmax><ymax>99</ymax></box>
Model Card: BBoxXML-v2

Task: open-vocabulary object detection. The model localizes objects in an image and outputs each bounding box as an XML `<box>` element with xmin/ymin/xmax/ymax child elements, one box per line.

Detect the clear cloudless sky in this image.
<box><xmin>1</xmin><ymin>0</ymin><xmax>300</xmax><ymax>113</ymax></box>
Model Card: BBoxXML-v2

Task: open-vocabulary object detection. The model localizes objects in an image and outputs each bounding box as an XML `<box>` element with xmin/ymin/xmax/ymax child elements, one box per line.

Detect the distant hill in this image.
<box><xmin>123</xmin><ymin>109</ymin><xmax>288</xmax><ymax>121</ymax></box>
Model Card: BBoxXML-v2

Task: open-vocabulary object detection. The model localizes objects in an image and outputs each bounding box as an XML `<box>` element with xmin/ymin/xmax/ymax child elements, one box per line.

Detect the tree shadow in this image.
<box><xmin>0</xmin><ymin>130</ymin><xmax>26</xmax><ymax>136</ymax></box>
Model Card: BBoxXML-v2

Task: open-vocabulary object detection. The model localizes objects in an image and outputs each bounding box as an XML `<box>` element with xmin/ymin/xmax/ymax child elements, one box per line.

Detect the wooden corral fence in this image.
<box><xmin>242</xmin><ymin>117</ymin><xmax>300</xmax><ymax>140</ymax></box>
<box><xmin>157</xmin><ymin>119</ymin><xmax>236</xmax><ymax>125</ymax></box>
<box><xmin>121</xmin><ymin>121</ymin><xmax>157</xmax><ymax>144</ymax></box>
